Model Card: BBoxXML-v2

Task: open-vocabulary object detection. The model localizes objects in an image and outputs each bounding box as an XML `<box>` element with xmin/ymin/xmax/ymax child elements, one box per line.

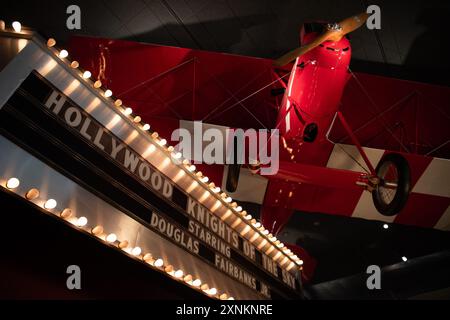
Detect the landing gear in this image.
<box><xmin>372</xmin><ymin>153</ymin><xmax>411</xmax><ymax>216</ymax></box>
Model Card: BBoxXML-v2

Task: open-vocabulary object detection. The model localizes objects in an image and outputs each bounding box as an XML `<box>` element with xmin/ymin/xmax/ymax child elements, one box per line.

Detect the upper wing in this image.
<box><xmin>69</xmin><ymin>36</ymin><xmax>281</xmax><ymax>131</ymax></box>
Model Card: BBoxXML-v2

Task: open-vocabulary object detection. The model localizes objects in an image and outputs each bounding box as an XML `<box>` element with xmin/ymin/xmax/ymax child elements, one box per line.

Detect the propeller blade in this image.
<box><xmin>339</xmin><ymin>12</ymin><xmax>370</xmax><ymax>35</ymax></box>
<box><xmin>273</xmin><ymin>32</ymin><xmax>330</xmax><ymax>67</ymax></box>
<box><xmin>273</xmin><ymin>12</ymin><xmax>369</xmax><ymax>67</ymax></box>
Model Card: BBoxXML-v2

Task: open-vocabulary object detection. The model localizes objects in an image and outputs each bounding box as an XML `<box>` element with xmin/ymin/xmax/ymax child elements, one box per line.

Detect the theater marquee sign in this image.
<box><xmin>0</xmin><ymin>71</ymin><xmax>301</xmax><ymax>299</ymax></box>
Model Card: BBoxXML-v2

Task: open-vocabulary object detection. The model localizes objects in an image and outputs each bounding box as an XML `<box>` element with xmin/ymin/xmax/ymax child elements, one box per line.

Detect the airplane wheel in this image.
<box><xmin>372</xmin><ymin>153</ymin><xmax>411</xmax><ymax>216</ymax></box>
<box><xmin>226</xmin><ymin>164</ymin><xmax>241</xmax><ymax>193</ymax></box>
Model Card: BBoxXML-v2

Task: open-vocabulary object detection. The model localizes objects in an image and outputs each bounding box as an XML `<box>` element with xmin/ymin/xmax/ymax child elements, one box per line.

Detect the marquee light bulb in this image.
<box><xmin>104</xmin><ymin>89</ymin><xmax>112</xmax><ymax>98</ymax></box>
<box><xmin>93</xmin><ymin>80</ymin><xmax>102</xmax><ymax>88</ymax></box>
<box><xmin>254</xmin><ymin>222</ymin><xmax>261</xmax><ymax>228</ymax></box>
<box><xmin>143</xmin><ymin>253</ymin><xmax>153</xmax><ymax>263</ymax></box>
<box><xmin>118</xmin><ymin>240</ymin><xmax>129</xmax><ymax>249</ymax></box>
<box><xmin>201</xmin><ymin>176</ymin><xmax>209</xmax><ymax>183</ymax></box>
<box><xmin>158</xmin><ymin>139</ymin><xmax>167</xmax><ymax>146</ymax></box>
<box><xmin>12</xmin><ymin>21</ymin><xmax>21</xmax><ymax>32</ymax></box>
<box><xmin>6</xmin><ymin>177</ymin><xmax>20</xmax><ymax>189</ymax></box>
<box><xmin>208</xmin><ymin>288</ymin><xmax>217</xmax><ymax>296</ymax></box>
<box><xmin>76</xmin><ymin>216</ymin><xmax>88</xmax><ymax>227</ymax></box>
<box><xmin>213</xmin><ymin>187</ymin><xmax>221</xmax><ymax>193</ymax></box>
<box><xmin>192</xmin><ymin>279</ymin><xmax>202</xmax><ymax>287</ymax></box>
<box><xmin>165</xmin><ymin>265</ymin><xmax>174</xmax><ymax>274</ymax></box>
<box><xmin>114</xmin><ymin>99</ymin><xmax>122</xmax><ymax>107</ymax></box>
<box><xmin>131</xmin><ymin>246</ymin><xmax>142</xmax><ymax>256</ymax></box>
<box><xmin>383</xmin><ymin>224</ymin><xmax>389</xmax><ymax>229</ymax></box>
<box><xmin>201</xmin><ymin>284</ymin><xmax>209</xmax><ymax>292</ymax></box>
<box><xmin>183</xmin><ymin>275</ymin><xmax>193</xmax><ymax>283</ymax></box>
<box><xmin>142</xmin><ymin>124</ymin><xmax>150</xmax><ymax>131</ymax></box>
<box><xmin>235</xmin><ymin>206</ymin><xmax>242</xmax><ymax>212</ymax></box>
<box><xmin>188</xmin><ymin>165</ymin><xmax>196</xmax><ymax>172</ymax></box>
<box><xmin>225</xmin><ymin>197</ymin><xmax>232</xmax><ymax>203</ymax></box>
<box><xmin>70</xmin><ymin>61</ymin><xmax>79</xmax><ymax>69</ymax></box>
<box><xmin>173</xmin><ymin>152</ymin><xmax>182</xmax><ymax>159</ymax></box>
<box><xmin>228</xmin><ymin>297</ymin><xmax>235</xmax><ymax>300</ymax></box>
<box><xmin>91</xmin><ymin>225</ymin><xmax>103</xmax><ymax>236</ymax></box>
<box><xmin>154</xmin><ymin>258</ymin><xmax>164</xmax><ymax>267</ymax></box>
<box><xmin>174</xmin><ymin>269</ymin><xmax>184</xmax><ymax>278</ymax></box>
<box><xmin>25</xmin><ymin>188</ymin><xmax>40</xmax><ymax>200</ymax></box>
<box><xmin>82</xmin><ymin>71</ymin><xmax>91</xmax><ymax>79</ymax></box>
<box><xmin>106</xmin><ymin>233</ymin><xmax>117</xmax><ymax>243</ymax></box>
<box><xmin>59</xmin><ymin>50</ymin><xmax>69</xmax><ymax>59</ymax></box>
<box><xmin>60</xmin><ymin>208</ymin><xmax>72</xmax><ymax>219</ymax></box>
<box><xmin>44</xmin><ymin>199</ymin><xmax>57</xmax><ymax>210</ymax></box>
<box><xmin>402</xmin><ymin>256</ymin><xmax>408</xmax><ymax>262</ymax></box>
<box><xmin>47</xmin><ymin>38</ymin><xmax>56</xmax><ymax>47</ymax></box>
<box><xmin>124</xmin><ymin>107</ymin><xmax>133</xmax><ymax>116</ymax></box>
<box><xmin>133</xmin><ymin>116</ymin><xmax>141</xmax><ymax>123</ymax></box>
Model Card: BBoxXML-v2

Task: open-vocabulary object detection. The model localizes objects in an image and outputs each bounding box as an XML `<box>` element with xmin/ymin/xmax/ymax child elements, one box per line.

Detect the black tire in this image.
<box><xmin>372</xmin><ymin>153</ymin><xmax>411</xmax><ymax>216</ymax></box>
<box><xmin>226</xmin><ymin>164</ymin><xmax>241</xmax><ymax>193</ymax></box>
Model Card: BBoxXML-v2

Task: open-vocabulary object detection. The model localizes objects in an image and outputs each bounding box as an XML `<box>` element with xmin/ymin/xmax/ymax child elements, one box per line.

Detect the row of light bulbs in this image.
<box><xmin>2</xmin><ymin>20</ymin><xmax>303</xmax><ymax>270</ymax></box>
<box><xmin>3</xmin><ymin>176</ymin><xmax>234</xmax><ymax>300</ymax></box>
<box><xmin>0</xmin><ymin>20</ymin><xmax>22</xmax><ymax>33</ymax></box>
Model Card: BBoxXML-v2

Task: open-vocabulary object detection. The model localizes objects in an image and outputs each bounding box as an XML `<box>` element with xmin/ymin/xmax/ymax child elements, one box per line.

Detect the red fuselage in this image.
<box><xmin>277</xmin><ymin>31</ymin><xmax>352</xmax><ymax>165</ymax></box>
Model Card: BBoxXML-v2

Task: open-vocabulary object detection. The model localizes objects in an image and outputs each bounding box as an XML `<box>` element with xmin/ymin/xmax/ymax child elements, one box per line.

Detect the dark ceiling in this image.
<box><xmin>2</xmin><ymin>0</ymin><xmax>450</xmax><ymax>85</ymax></box>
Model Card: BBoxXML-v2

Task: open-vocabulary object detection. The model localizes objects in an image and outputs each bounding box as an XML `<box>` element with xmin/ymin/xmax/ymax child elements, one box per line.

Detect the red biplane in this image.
<box><xmin>69</xmin><ymin>12</ymin><xmax>450</xmax><ymax>281</ymax></box>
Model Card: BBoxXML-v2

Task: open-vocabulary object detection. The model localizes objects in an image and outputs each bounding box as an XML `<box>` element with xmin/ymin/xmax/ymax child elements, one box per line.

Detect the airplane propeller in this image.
<box><xmin>273</xmin><ymin>12</ymin><xmax>369</xmax><ymax>67</ymax></box>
